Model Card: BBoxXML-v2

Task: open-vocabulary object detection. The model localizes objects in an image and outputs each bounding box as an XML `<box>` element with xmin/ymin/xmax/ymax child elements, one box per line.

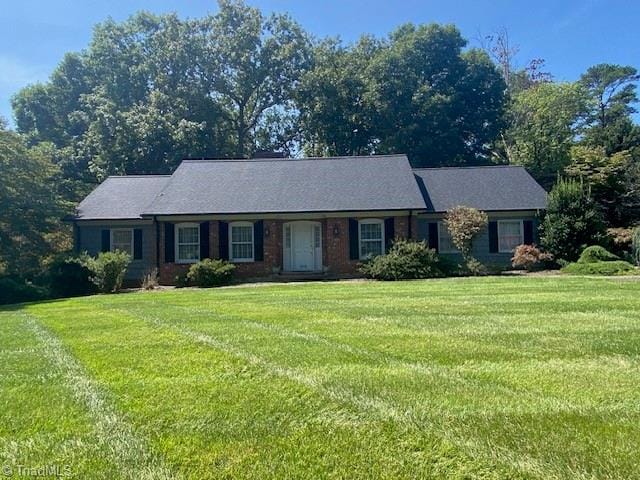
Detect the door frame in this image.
<box><xmin>283</xmin><ymin>221</ymin><xmax>322</xmax><ymax>272</ymax></box>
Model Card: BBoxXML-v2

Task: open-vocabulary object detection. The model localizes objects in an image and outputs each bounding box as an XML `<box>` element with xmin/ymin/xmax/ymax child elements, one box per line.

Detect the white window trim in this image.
<box><xmin>110</xmin><ymin>228</ymin><xmax>133</xmax><ymax>255</ymax></box>
<box><xmin>437</xmin><ymin>222</ymin><xmax>459</xmax><ymax>254</ymax></box>
<box><xmin>497</xmin><ymin>220</ymin><xmax>524</xmax><ymax>253</ymax></box>
<box><xmin>175</xmin><ymin>222</ymin><xmax>200</xmax><ymax>264</ymax></box>
<box><xmin>229</xmin><ymin>221</ymin><xmax>255</xmax><ymax>263</ymax></box>
<box><xmin>358</xmin><ymin>218</ymin><xmax>385</xmax><ymax>260</ymax></box>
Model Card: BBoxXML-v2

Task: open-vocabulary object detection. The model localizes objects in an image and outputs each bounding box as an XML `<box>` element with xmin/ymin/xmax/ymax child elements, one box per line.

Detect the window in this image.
<box><xmin>230</xmin><ymin>222</ymin><xmax>254</xmax><ymax>262</ymax></box>
<box><xmin>498</xmin><ymin>220</ymin><xmax>523</xmax><ymax>253</ymax></box>
<box><xmin>437</xmin><ymin>222</ymin><xmax>458</xmax><ymax>254</ymax></box>
<box><xmin>111</xmin><ymin>229</ymin><xmax>133</xmax><ymax>255</ymax></box>
<box><xmin>359</xmin><ymin>219</ymin><xmax>384</xmax><ymax>259</ymax></box>
<box><xmin>175</xmin><ymin>223</ymin><xmax>200</xmax><ymax>263</ymax></box>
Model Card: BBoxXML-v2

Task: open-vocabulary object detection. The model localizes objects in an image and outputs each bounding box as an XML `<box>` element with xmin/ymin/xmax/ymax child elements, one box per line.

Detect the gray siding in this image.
<box><xmin>416</xmin><ymin>214</ymin><xmax>539</xmax><ymax>267</ymax></box>
<box><xmin>78</xmin><ymin>223</ymin><xmax>157</xmax><ymax>281</ymax></box>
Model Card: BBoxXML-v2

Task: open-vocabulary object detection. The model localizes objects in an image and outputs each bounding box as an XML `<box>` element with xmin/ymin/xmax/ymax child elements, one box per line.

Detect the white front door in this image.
<box><xmin>293</xmin><ymin>223</ymin><xmax>314</xmax><ymax>271</ymax></box>
<box><xmin>284</xmin><ymin>222</ymin><xmax>322</xmax><ymax>272</ymax></box>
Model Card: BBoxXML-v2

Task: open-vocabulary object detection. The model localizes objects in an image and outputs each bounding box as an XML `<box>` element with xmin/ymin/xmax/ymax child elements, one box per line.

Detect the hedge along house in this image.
<box><xmin>71</xmin><ymin>155</ymin><xmax>547</xmax><ymax>284</ymax></box>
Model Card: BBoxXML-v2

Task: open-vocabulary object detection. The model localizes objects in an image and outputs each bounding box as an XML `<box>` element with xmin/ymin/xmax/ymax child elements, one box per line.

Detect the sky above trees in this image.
<box><xmin>1</xmin><ymin>0</ymin><xmax>639</xmax><ymax>124</ymax></box>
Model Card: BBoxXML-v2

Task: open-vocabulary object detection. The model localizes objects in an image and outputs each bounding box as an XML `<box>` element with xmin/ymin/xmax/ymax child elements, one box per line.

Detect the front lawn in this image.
<box><xmin>1</xmin><ymin>276</ymin><xmax>639</xmax><ymax>479</ymax></box>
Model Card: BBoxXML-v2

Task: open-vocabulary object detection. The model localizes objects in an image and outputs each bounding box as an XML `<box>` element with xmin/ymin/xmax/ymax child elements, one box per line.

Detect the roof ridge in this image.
<box><xmin>412</xmin><ymin>165</ymin><xmax>520</xmax><ymax>171</ymax></box>
<box><xmin>181</xmin><ymin>154</ymin><xmax>407</xmax><ymax>164</ymax></box>
<box><xmin>105</xmin><ymin>174</ymin><xmax>172</xmax><ymax>178</ymax></box>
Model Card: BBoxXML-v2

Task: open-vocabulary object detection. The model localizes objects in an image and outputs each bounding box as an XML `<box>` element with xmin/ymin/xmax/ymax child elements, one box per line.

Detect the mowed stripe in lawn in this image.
<box><xmin>96</xmin><ymin>276</ymin><xmax>640</xmax><ymax>479</ymax></box>
<box><xmin>22</xmin><ymin>313</ymin><xmax>176</xmax><ymax>480</ymax></box>
<box><xmin>13</xmin><ymin>276</ymin><xmax>640</xmax><ymax>479</ymax></box>
<box><xmin>27</xmin><ymin>301</ymin><xmax>517</xmax><ymax>479</ymax></box>
<box><xmin>0</xmin><ymin>311</ymin><xmax>173</xmax><ymax>479</ymax></box>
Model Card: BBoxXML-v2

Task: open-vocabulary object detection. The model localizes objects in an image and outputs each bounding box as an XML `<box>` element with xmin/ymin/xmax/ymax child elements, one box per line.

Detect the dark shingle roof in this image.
<box><xmin>413</xmin><ymin>165</ymin><xmax>547</xmax><ymax>212</ymax></box>
<box><xmin>75</xmin><ymin>176</ymin><xmax>170</xmax><ymax>220</ymax></box>
<box><xmin>144</xmin><ymin>155</ymin><xmax>426</xmax><ymax>215</ymax></box>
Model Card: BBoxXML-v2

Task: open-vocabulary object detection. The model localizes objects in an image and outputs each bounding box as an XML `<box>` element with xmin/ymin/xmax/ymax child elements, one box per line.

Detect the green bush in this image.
<box><xmin>359</xmin><ymin>240</ymin><xmax>443</xmax><ymax>280</ymax></box>
<box><xmin>577</xmin><ymin>246</ymin><xmax>620</xmax><ymax>264</ymax></box>
<box><xmin>561</xmin><ymin>260</ymin><xmax>635</xmax><ymax>276</ymax></box>
<box><xmin>87</xmin><ymin>251</ymin><xmax>131</xmax><ymax>293</ymax></box>
<box><xmin>633</xmin><ymin>227</ymin><xmax>640</xmax><ymax>266</ymax></box>
<box><xmin>47</xmin><ymin>254</ymin><xmax>97</xmax><ymax>298</ymax></box>
<box><xmin>186</xmin><ymin>259</ymin><xmax>235</xmax><ymax>287</ymax></box>
<box><xmin>540</xmin><ymin>178</ymin><xmax>606</xmax><ymax>262</ymax></box>
<box><xmin>0</xmin><ymin>277</ymin><xmax>49</xmax><ymax>305</ymax></box>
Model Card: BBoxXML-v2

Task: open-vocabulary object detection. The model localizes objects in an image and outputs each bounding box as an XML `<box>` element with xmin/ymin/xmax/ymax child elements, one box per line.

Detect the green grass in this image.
<box><xmin>1</xmin><ymin>276</ymin><xmax>640</xmax><ymax>479</ymax></box>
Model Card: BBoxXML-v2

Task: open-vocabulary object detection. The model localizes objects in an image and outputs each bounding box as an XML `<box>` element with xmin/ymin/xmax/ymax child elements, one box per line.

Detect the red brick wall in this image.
<box><xmin>159</xmin><ymin>214</ymin><xmax>415</xmax><ymax>284</ymax></box>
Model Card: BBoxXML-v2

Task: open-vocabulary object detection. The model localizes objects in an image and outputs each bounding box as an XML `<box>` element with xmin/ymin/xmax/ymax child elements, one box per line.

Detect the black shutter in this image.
<box><xmin>133</xmin><ymin>229</ymin><xmax>143</xmax><ymax>260</ymax></box>
<box><xmin>489</xmin><ymin>221</ymin><xmax>499</xmax><ymax>253</ymax></box>
<box><xmin>200</xmin><ymin>222</ymin><xmax>210</xmax><ymax>259</ymax></box>
<box><xmin>384</xmin><ymin>218</ymin><xmax>395</xmax><ymax>252</ymax></box>
<box><xmin>523</xmin><ymin>220</ymin><xmax>534</xmax><ymax>245</ymax></box>
<box><xmin>348</xmin><ymin>218</ymin><xmax>359</xmax><ymax>260</ymax></box>
<box><xmin>427</xmin><ymin>223</ymin><xmax>439</xmax><ymax>252</ymax></box>
<box><xmin>164</xmin><ymin>223</ymin><xmax>175</xmax><ymax>263</ymax></box>
<box><xmin>101</xmin><ymin>229</ymin><xmax>110</xmax><ymax>252</ymax></box>
<box><xmin>417</xmin><ymin>219</ymin><xmax>429</xmax><ymax>242</ymax></box>
<box><xmin>219</xmin><ymin>221</ymin><xmax>229</xmax><ymax>260</ymax></box>
<box><xmin>254</xmin><ymin>221</ymin><xmax>264</xmax><ymax>261</ymax></box>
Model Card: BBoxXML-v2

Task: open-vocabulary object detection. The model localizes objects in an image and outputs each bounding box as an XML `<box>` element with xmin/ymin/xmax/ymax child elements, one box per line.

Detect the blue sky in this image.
<box><xmin>1</xmin><ymin>0</ymin><xmax>639</xmax><ymax>126</ymax></box>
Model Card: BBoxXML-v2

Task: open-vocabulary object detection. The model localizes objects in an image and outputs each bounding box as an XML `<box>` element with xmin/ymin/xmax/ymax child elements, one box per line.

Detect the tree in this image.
<box><xmin>566</xmin><ymin>145</ymin><xmax>640</xmax><ymax>226</ymax></box>
<box><xmin>444</xmin><ymin>206</ymin><xmax>488</xmax><ymax>272</ymax></box>
<box><xmin>12</xmin><ymin>1</ymin><xmax>312</xmax><ymax>184</ymax></box>
<box><xmin>297</xmin><ymin>37</ymin><xmax>380</xmax><ymax>157</ymax></box>
<box><xmin>501</xmin><ymin>82</ymin><xmax>587</xmax><ymax>188</ymax></box>
<box><xmin>540</xmin><ymin>178</ymin><xmax>606</xmax><ymax>262</ymax></box>
<box><xmin>368</xmin><ymin>24</ymin><xmax>507</xmax><ymax>167</ymax></box>
<box><xmin>201</xmin><ymin>0</ymin><xmax>312</xmax><ymax>157</ymax></box>
<box><xmin>579</xmin><ymin>64</ymin><xmax>640</xmax><ymax>154</ymax></box>
<box><xmin>0</xmin><ymin>120</ymin><xmax>71</xmax><ymax>279</ymax></box>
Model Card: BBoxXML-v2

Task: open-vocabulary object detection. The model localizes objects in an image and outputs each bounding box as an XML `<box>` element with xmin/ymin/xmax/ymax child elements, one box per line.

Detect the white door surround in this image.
<box><xmin>283</xmin><ymin>221</ymin><xmax>322</xmax><ymax>272</ymax></box>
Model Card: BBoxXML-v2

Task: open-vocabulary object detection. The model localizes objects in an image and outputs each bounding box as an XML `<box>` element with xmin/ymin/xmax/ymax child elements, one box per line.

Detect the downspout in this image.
<box><xmin>408</xmin><ymin>210</ymin><xmax>413</xmax><ymax>239</ymax></box>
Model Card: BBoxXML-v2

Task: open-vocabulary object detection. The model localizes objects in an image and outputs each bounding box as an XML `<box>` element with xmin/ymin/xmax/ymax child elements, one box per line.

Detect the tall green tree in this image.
<box><xmin>0</xmin><ymin>120</ymin><xmax>70</xmax><ymax>278</ymax></box>
<box><xmin>501</xmin><ymin>82</ymin><xmax>587</xmax><ymax>188</ymax></box>
<box><xmin>201</xmin><ymin>0</ymin><xmax>312</xmax><ymax>157</ymax></box>
<box><xmin>579</xmin><ymin>64</ymin><xmax>640</xmax><ymax>154</ymax></box>
<box><xmin>12</xmin><ymin>1</ymin><xmax>311</xmax><ymax>184</ymax></box>
<box><xmin>368</xmin><ymin>24</ymin><xmax>507</xmax><ymax>167</ymax></box>
<box><xmin>297</xmin><ymin>37</ymin><xmax>380</xmax><ymax>157</ymax></box>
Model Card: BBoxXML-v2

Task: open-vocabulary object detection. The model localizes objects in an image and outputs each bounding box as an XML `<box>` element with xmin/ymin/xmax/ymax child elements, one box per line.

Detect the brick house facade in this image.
<box><xmin>71</xmin><ymin>155</ymin><xmax>547</xmax><ymax>285</ymax></box>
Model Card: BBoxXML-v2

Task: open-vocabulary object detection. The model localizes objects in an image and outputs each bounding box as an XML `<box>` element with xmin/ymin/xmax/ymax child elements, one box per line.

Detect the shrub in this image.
<box><xmin>606</xmin><ymin>227</ymin><xmax>633</xmax><ymax>255</ymax></box>
<box><xmin>444</xmin><ymin>206</ymin><xmax>488</xmax><ymax>274</ymax></box>
<box><xmin>633</xmin><ymin>227</ymin><xmax>640</xmax><ymax>266</ymax></box>
<box><xmin>359</xmin><ymin>240</ymin><xmax>442</xmax><ymax>280</ymax></box>
<box><xmin>561</xmin><ymin>260</ymin><xmax>635</xmax><ymax>276</ymax></box>
<box><xmin>540</xmin><ymin>178</ymin><xmax>606</xmax><ymax>262</ymax></box>
<box><xmin>0</xmin><ymin>277</ymin><xmax>49</xmax><ymax>305</ymax></box>
<box><xmin>141</xmin><ymin>268</ymin><xmax>159</xmax><ymax>290</ymax></box>
<box><xmin>577</xmin><ymin>245</ymin><xmax>620</xmax><ymax>264</ymax></box>
<box><xmin>47</xmin><ymin>254</ymin><xmax>96</xmax><ymax>298</ymax></box>
<box><xmin>511</xmin><ymin>244</ymin><xmax>553</xmax><ymax>271</ymax></box>
<box><xmin>186</xmin><ymin>259</ymin><xmax>235</xmax><ymax>287</ymax></box>
<box><xmin>87</xmin><ymin>251</ymin><xmax>131</xmax><ymax>293</ymax></box>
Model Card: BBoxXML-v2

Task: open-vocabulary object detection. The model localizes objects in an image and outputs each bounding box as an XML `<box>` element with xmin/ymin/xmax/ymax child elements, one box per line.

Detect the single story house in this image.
<box><xmin>71</xmin><ymin>154</ymin><xmax>547</xmax><ymax>284</ymax></box>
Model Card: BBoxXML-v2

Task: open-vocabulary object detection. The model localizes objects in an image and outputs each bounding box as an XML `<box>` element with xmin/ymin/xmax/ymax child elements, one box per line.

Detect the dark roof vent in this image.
<box><xmin>252</xmin><ymin>150</ymin><xmax>286</xmax><ymax>159</ymax></box>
